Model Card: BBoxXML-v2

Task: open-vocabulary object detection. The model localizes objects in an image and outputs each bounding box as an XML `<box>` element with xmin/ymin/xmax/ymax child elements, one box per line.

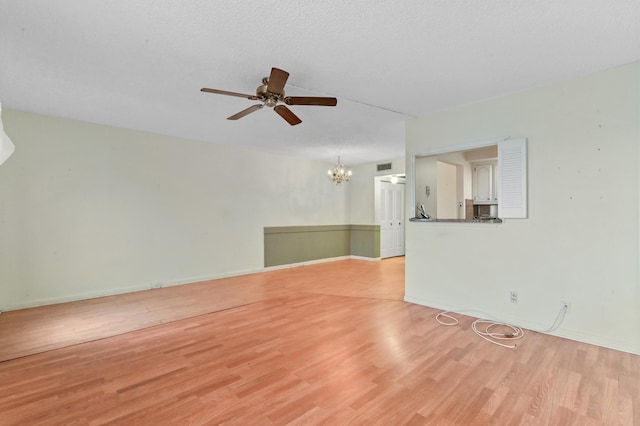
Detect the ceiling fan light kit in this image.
<box><xmin>328</xmin><ymin>156</ymin><xmax>352</xmax><ymax>185</ymax></box>
<box><xmin>201</xmin><ymin>67</ymin><xmax>337</xmax><ymax>126</ymax></box>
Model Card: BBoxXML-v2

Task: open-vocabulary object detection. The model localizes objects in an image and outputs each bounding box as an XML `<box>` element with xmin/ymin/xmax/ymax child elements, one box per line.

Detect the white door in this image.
<box><xmin>379</xmin><ymin>181</ymin><xmax>405</xmax><ymax>259</ymax></box>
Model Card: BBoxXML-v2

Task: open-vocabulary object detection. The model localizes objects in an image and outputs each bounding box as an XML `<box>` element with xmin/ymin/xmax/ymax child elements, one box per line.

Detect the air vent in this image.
<box><xmin>377</xmin><ymin>163</ymin><xmax>392</xmax><ymax>172</ymax></box>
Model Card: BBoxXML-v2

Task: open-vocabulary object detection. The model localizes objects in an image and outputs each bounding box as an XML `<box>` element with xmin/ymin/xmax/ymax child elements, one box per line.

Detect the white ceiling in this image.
<box><xmin>1</xmin><ymin>1</ymin><xmax>638</xmax><ymax>165</ymax></box>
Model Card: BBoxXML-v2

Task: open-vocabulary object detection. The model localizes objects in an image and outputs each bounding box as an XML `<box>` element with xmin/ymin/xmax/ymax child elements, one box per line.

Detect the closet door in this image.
<box><xmin>379</xmin><ymin>181</ymin><xmax>405</xmax><ymax>258</ymax></box>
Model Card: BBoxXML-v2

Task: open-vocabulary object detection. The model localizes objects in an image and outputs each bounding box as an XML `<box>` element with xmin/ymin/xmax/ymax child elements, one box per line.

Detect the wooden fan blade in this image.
<box><xmin>267</xmin><ymin>68</ymin><xmax>289</xmax><ymax>95</ymax></box>
<box><xmin>227</xmin><ymin>104</ymin><xmax>263</xmax><ymax>120</ymax></box>
<box><xmin>274</xmin><ymin>105</ymin><xmax>302</xmax><ymax>126</ymax></box>
<box><xmin>284</xmin><ymin>96</ymin><xmax>337</xmax><ymax>107</ymax></box>
<box><xmin>201</xmin><ymin>88</ymin><xmax>259</xmax><ymax>100</ymax></box>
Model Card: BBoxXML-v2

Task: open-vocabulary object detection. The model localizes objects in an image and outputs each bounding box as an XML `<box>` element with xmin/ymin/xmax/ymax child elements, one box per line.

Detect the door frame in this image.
<box><xmin>375</xmin><ymin>175</ymin><xmax>406</xmax><ymax>259</ymax></box>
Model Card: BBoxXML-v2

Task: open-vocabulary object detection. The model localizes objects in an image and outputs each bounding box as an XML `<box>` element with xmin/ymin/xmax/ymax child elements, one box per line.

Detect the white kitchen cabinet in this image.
<box><xmin>473</xmin><ymin>161</ymin><xmax>498</xmax><ymax>204</ymax></box>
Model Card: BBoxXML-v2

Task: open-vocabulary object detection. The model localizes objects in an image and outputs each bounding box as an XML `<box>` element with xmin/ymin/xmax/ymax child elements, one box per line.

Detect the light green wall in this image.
<box><xmin>350</xmin><ymin>225</ymin><xmax>380</xmax><ymax>259</ymax></box>
<box><xmin>0</xmin><ymin>110</ymin><xmax>350</xmax><ymax>310</ymax></box>
<box><xmin>264</xmin><ymin>224</ymin><xmax>380</xmax><ymax>267</ymax></box>
<box><xmin>263</xmin><ymin>151</ymin><xmax>406</xmax><ymax>266</ymax></box>
<box><xmin>349</xmin><ymin>158</ymin><xmax>405</xmax><ymax>224</ymax></box>
<box><xmin>264</xmin><ymin>225</ymin><xmax>351</xmax><ymax>266</ymax></box>
<box><xmin>405</xmin><ymin>61</ymin><xmax>640</xmax><ymax>354</ymax></box>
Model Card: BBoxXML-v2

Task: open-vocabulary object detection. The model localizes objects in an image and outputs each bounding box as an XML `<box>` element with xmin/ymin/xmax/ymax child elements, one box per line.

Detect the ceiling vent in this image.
<box><xmin>377</xmin><ymin>163</ymin><xmax>392</xmax><ymax>172</ymax></box>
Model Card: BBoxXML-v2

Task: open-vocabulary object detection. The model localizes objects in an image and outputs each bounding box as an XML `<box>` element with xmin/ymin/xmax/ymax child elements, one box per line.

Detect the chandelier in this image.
<box><xmin>327</xmin><ymin>156</ymin><xmax>352</xmax><ymax>184</ymax></box>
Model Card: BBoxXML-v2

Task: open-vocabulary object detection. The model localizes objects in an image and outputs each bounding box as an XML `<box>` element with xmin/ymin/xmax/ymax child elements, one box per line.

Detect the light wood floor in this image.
<box><xmin>0</xmin><ymin>258</ymin><xmax>404</xmax><ymax>362</ymax></box>
<box><xmin>1</xmin><ymin>258</ymin><xmax>638</xmax><ymax>425</ymax></box>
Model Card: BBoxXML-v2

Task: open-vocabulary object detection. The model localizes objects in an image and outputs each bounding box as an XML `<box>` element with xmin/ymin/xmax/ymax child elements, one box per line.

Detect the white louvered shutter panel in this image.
<box><xmin>498</xmin><ymin>138</ymin><xmax>527</xmax><ymax>218</ymax></box>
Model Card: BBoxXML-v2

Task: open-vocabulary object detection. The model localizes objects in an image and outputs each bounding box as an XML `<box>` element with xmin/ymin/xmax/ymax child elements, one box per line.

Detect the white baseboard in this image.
<box><xmin>263</xmin><ymin>256</ymin><xmax>351</xmax><ymax>272</ymax></box>
<box><xmin>4</xmin><ymin>256</ymin><xmax>380</xmax><ymax>312</ymax></box>
<box><xmin>350</xmin><ymin>255</ymin><xmax>381</xmax><ymax>262</ymax></box>
<box><xmin>404</xmin><ymin>294</ymin><xmax>640</xmax><ymax>356</ymax></box>
<box><xmin>263</xmin><ymin>255</ymin><xmax>381</xmax><ymax>271</ymax></box>
<box><xmin>3</xmin><ymin>267</ymin><xmax>267</xmax><ymax>311</ymax></box>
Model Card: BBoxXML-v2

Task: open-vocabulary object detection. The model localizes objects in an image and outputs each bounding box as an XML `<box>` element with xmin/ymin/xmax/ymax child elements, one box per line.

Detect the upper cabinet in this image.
<box><xmin>472</xmin><ymin>161</ymin><xmax>498</xmax><ymax>204</ymax></box>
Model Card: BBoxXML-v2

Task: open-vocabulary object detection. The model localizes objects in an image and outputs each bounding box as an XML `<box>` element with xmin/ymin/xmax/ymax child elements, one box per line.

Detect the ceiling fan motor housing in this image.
<box><xmin>257</xmin><ymin>83</ymin><xmax>281</xmax><ymax>108</ymax></box>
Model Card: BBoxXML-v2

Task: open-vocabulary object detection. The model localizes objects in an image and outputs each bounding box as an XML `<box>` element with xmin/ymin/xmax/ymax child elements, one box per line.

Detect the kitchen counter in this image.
<box><xmin>409</xmin><ymin>217</ymin><xmax>502</xmax><ymax>224</ymax></box>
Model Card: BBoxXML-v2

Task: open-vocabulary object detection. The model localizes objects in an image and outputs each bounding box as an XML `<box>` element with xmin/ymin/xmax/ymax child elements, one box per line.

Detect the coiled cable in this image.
<box><xmin>436</xmin><ymin>304</ymin><xmax>568</xmax><ymax>349</ymax></box>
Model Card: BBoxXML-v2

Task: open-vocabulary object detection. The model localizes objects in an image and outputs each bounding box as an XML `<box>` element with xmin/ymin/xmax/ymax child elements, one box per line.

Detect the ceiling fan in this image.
<box><xmin>201</xmin><ymin>67</ymin><xmax>337</xmax><ymax>126</ymax></box>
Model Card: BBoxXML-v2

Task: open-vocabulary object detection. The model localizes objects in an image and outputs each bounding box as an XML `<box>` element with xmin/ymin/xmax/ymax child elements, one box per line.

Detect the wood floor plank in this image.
<box><xmin>0</xmin><ymin>257</ymin><xmax>638</xmax><ymax>424</ymax></box>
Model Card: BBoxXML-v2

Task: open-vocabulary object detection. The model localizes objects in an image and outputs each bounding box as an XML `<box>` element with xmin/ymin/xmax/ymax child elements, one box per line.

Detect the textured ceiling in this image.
<box><xmin>1</xmin><ymin>1</ymin><xmax>638</xmax><ymax>165</ymax></box>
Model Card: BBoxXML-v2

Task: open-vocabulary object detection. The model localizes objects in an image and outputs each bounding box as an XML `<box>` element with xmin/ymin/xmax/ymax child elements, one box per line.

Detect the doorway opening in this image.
<box><xmin>375</xmin><ymin>174</ymin><xmax>406</xmax><ymax>259</ymax></box>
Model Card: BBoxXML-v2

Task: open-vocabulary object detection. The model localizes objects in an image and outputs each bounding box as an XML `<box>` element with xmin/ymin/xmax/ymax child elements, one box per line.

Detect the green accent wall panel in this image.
<box><xmin>350</xmin><ymin>225</ymin><xmax>380</xmax><ymax>258</ymax></box>
<box><xmin>264</xmin><ymin>225</ymin><xmax>380</xmax><ymax>267</ymax></box>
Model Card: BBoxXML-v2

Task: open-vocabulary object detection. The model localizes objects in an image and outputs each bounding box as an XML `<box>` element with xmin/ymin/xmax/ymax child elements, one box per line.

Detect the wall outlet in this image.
<box><xmin>510</xmin><ymin>291</ymin><xmax>518</xmax><ymax>303</ymax></box>
<box><xmin>561</xmin><ymin>300</ymin><xmax>571</xmax><ymax>314</ymax></box>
